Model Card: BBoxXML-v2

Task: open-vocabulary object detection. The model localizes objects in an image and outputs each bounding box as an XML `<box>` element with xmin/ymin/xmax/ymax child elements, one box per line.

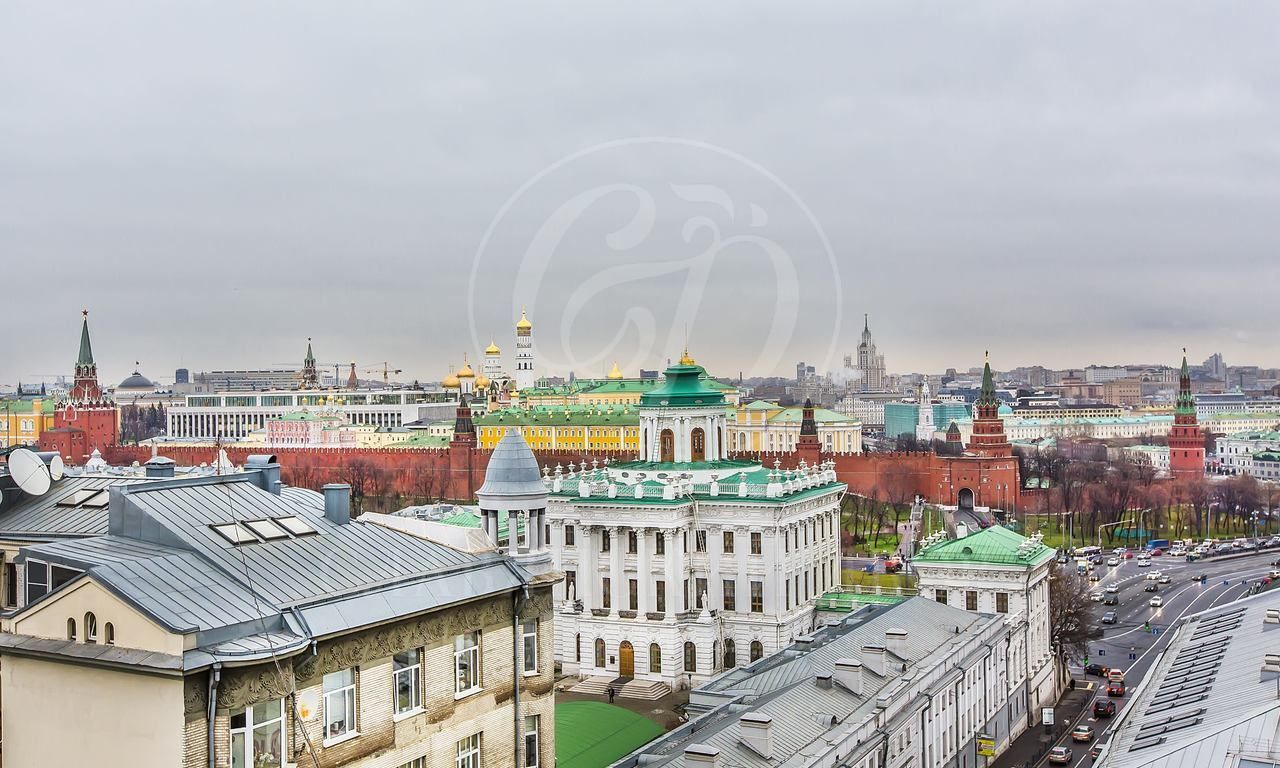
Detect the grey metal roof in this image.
<box><xmin>636</xmin><ymin>598</ymin><xmax>1001</xmax><ymax>768</ymax></box>
<box><xmin>1098</xmin><ymin>591</ymin><xmax>1280</xmax><ymax>768</ymax></box>
<box><xmin>476</xmin><ymin>429</ymin><xmax>547</xmax><ymax>497</ymax></box>
<box><xmin>0</xmin><ymin>475</ymin><xmax>152</xmax><ymax>541</ymax></box>
<box><xmin>15</xmin><ymin>472</ymin><xmax>532</xmax><ymax>670</ymax></box>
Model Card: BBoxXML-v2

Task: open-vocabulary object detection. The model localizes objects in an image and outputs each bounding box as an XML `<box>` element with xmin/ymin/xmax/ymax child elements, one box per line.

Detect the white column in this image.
<box><xmin>609</xmin><ymin>526</ymin><xmax>623</xmax><ymax>617</ymax></box>
<box><xmin>507</xmin><ymin>510</ymin><xmax>519</xmax><ymax>557</ymax></box>
<box><xmin>550</xmin><ymin>521</ymin><xmax>563</xmax><ymax>578</ymax></box>
<box><xmin>735</xmin><ymin>528</ymin><xmax>749</xmax><ymax>614</ymax></box>
<box><xmin>708</xmin><ymin>525</ymin><xmax>722</xmax><ymax>610</ymax></box>
<box><xmin>579</xmin><ymin>525</ymin><xmax>595</xmax><ymax>610</ymax></box>
<box><xmin>663</xmin><ymin>529</ymin><xmax>677</xmax><ymax>616</ymax></box>
<box><xmin>637</xmin><ymin>527</ymin><xmax>651</xmax><ymax>617</ymax></box>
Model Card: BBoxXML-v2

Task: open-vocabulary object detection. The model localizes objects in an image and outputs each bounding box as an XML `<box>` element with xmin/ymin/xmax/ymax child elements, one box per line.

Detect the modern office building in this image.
<box><xmin>165</xmin><ymin>389</ymin><xmax>459</xmax><ymax>439</ymax></box>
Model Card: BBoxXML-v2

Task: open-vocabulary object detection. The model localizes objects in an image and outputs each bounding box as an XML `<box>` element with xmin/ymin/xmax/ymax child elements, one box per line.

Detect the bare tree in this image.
<box><xmin>1049</xmin><ymin>564</ymin><xmax>1103</xmax><ymax>663</ymax></box>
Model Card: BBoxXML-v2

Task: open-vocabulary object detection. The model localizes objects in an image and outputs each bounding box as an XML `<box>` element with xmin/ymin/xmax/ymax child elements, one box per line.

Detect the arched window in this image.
<box><xmin>105</xmin><ymin>623</ymin><xmax>115</xmax><ymax>646</ymax></box>
<box><xmin>683</xmin><ymin>642</ymin><xmax>696</xmax><ymax>673</ymax></box>
<box><xmin>66</xmin><ymin>617</ymin><xmax>77</xmax><ymax>641</ymax></box>
<box><xmin>575</xmin><ymin>633</ymin><xmax>581</xmax><ymax>662</ymax></box>
<box><xmin>691</xmin><ymin>428</ymin><xmax>705</xmax><ymax>462</ymax></box>
<box><xmin>84</xmin><ymin>612</ymin><xmax>98</xmax><ymax>643</ymax></box>
<box><xmin>594</xmin><ymin>638</ymin><xmax>606</xmax><ymax>669</ymax></box>
<box><xmin>750</xmin><ymin>640</ymin><xmax>764</xmax><ymax>662</ymax></box>
<box><xmin>724</xmin><ymin>639</ymin><xmax>736</xmax><ymax>668</ymax></box>
<box><xmin>660</xmin><ymin>429</ymin><xmax>675</xmax><ymax>463</ymax></box>
<box><xmin>649</xmin><ymin>643</ymin><xmax>662</xmax><ymax>674</ymax></box>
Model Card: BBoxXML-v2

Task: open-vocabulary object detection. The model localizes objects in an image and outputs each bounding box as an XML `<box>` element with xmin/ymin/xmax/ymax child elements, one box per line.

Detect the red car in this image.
<box><xmin>1151</xmin><ymin>548</ymin><xmax>1164</xmax><ymax>557</ymax></box>
<box><xmin>1123</xmin><ymin>551</ymin><xmax>1134</xmax><ymax>559</ymax></box>
<box><xmin>884</xmin><ymin>558</ymin><xmax>903</xmax><ymax>573</ymax></box>
<box><xmin>1107</xmin><ymin>682</ymin><xmax>1126</xmax><ymax>697</ymax></box>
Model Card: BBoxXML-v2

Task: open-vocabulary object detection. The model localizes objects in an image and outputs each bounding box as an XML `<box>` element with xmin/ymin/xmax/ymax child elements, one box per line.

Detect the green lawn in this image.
<box><xmin>556</xmin><ymin>701</ymin><xmax>665</xmax><ymax>768</ymax></box>
<box><xmin>840</xmin><ymin>570</ymin><xmax>915</xmax><ymax>590</ymax></box>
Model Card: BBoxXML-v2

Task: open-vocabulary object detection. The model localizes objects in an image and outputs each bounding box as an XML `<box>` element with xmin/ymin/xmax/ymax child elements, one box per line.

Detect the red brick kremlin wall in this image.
<box><xmin>104</xmin><ymin>444</ymin><xmax>1030</xmax><ymax>508</ymax></box>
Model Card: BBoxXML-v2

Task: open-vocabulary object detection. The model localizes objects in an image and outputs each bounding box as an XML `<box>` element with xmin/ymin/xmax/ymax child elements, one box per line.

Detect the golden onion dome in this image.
<box><xmin>442</xmin><ymin>364</ymin><xmax>461</xmax><ymax>388</ymax></box>
<box><xmin>456</xmin><ymin>354</ymin><xmax>476</xmax><ymax>379</ymax></box>
<box><xmin>485</xmin><ymin>340</ymin><xmax>501</xmax><ymax>355</ymax></box>
<box><xmin>476</xmin><ymin>374</ymin><xmax>491</xmax><ymax>389</ymax></box>
<box><xmin>515</xmin><ymin>308</ymin><xmax>532</xmax><ymax>331</ymax></box>
<box><xmin>607</xmin><ymin>361</ymin><xmax>624</xmax><ymax>379</ymax></box>
<box><xmin>678</xmin><ymin>348</ymin><xmax>696</xmax><ymax>366</ymax></box>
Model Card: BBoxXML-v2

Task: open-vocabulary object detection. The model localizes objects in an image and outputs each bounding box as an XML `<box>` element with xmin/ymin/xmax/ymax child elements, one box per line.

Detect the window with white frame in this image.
<box><xmin>393</xmin><ymin>650</ymin><xmax>422</xmax><ymax>715</ymax></box>
<box><xmin>455</xmin><ymin>631</ymin><xmax>481</xmax><ymax>695</ymax></box>
<box><xmin>521</xmin><ymin>621</ymin><xmax>538</xmax><ymax>674</ymax></box>
<box><xmin>231</xmin><ymin>698</ymin><xmax>285</xmax><ymax>768</ymax></box>
<box><xmin>524</xmin><ymin>715</ymin><xmax>540</xmax><ymax>767</ymax></box>
<box><xmin>396</xmin><ymin>759</ymin><xmax>425</xmax><ymax>768</ymax></box>
<box><xmin>25</xmin><ymin>560</ymin><xmax>48</xmax><ymax>605</ymax></box>
<box><xmin>456</xmin><ymin>733</ymin><xmax>481</xmax><ymax>768</ymax></box>
<box><xmin>323</xmin><ymin>668</ymin><xmax>357</xmax><ymax>741</ymax></box>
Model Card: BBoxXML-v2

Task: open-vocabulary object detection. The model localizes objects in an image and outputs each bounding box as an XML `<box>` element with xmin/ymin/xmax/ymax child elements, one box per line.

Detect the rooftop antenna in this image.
<box><xmin>7</xmin><ymin>448</ymin><xmax>52</xmax><ymax>496</ymax></box>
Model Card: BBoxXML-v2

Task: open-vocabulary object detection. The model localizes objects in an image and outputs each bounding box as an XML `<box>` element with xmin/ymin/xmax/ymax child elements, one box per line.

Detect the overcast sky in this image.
<box><xmin>3</xmin><ymin>2</ymin><xmax>1278</xmax><ymax>388</ymax></box>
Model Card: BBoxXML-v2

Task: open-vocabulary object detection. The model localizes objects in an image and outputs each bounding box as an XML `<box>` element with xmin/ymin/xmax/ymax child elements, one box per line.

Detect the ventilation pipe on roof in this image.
<box><xmin>684</xmin><ymin>744</ymin><xmax>720</xmax><ymax>768</ymax></box>
<box><xmin>143</xmin><ymin>456</ymin><xmax>176</xmax><ymax>479</ymax></box>
<box><xmin>738</xmin><ymin>713</ymin><xmax>773</xmax><ymax>758</ymax></box>
<box><xmin>834</xmin><ymin>658</ymin><xmax>863</xmax><ymax>694</ymax></box>
<box><xmin>885</xmin><ymin>628</ymin><xmax>908</xmax><ymax>656</ymax></box>
<box><xmin>861</xmin><ymin>645</ymin><xmax>886</xmax><ymax>677</ymax></box>
<box><xmin>245</xmin><ymin>455</ymin><xmax>282</xmax><ymax>494</ymax></box>
<box><xmin>322</xmin><ymin>484</ymin><xmax>351</xmax><ymax>524</ymax></box>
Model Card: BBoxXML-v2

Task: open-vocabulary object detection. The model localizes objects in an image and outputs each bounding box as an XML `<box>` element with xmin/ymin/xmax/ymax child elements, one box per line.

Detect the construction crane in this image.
<box><xmin>361</xmin><ymin>363</ymin><xmax>404</xmax><ymax>387</ymax></box>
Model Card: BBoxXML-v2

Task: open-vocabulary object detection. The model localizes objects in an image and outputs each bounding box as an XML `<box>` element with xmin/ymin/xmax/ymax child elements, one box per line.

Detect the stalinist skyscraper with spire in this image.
<box><xmin>854</xmin><ymin>314</ymin><xmax>887</xmax><ymax>392</ymax></box>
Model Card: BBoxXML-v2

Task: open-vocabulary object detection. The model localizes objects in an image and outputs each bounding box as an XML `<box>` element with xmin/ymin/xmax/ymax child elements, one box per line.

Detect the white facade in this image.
<box><xmin>1215</xmin><ymin>430</ymin><xmax>1280</xmax><ymax>475</ymax></box>
<box><xmin>915</xmin><ymin>379</ymin><xmax>936</xmax><ymax>442</ymax></box>
<box><xmin>165</xmin><ymin>389</ymin><xmax>458</xmax><ymax>439</ymax></box>
<box><xmin>514</xmin><ymin>311</ymin><xmax>535</xmax><ymax>391</ymax></box>
<box><xmin>911</xmin><ymin>530</ymin><xmax>1058</xmax><ymax>742</ymax></box>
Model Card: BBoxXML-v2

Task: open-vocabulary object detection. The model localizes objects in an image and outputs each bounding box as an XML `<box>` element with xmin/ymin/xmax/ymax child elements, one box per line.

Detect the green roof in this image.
<box><xmin>1255</xmin><ymin>451</ymin><xmax>1280</xmax><ymax>463</ymax></box>
<box><xmin>78</xmin><ymin>314</ymin><xmax>94</xmax><ymax>366</ymax></box>
<box><xmin>767</xmin><ymin>406</ymin><xmax>855</xmax><ymax>424</ymax></box>
<box><xmin>1</xmin><ymin>399</ymin><xmax>54</xmax><ymax>415</ymax></box>
<box><xmin>476</xmin><ymin>404</ymin><xmax>640</xmax><ymax>427</ymax></box>
<box><xmin>439</xmin><ymin>509</ymin><xmax>524</xmax><ymax>538</ymax></box>
<box><xmin>639</xmin><ymin>358</ymin><xmax>726</xmax><ymax>408</ymax></box>
<box><xmin>555</xmin><ymin>702</ymin><xmax>663</xmax><ymax>768</ymax></box>
<box><xmin>912</xmin><ymin>525</ymin><xmax>1054</xmax><ymax>567</ymax></box>
<box><xmin>388</xmin><ymin>433</ymin><xmax>451</xmax><ymax>448</ymax></box>
<box><xmin>274</xmin><ymin>410</ymin><xmax>340</xmax><ymax>422</ymax></box>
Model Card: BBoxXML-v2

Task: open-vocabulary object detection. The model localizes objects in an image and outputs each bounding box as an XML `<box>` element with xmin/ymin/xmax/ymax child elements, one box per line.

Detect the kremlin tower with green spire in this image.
<box><xmin>965</xmin><ymin>352</ymin><xmax>1011</xmax><ymax>458</ymax></box>
<box><xmin>1169</xmin><ymin>350</ymin><xmax>1206</xmax><ymax>478</ymax></box>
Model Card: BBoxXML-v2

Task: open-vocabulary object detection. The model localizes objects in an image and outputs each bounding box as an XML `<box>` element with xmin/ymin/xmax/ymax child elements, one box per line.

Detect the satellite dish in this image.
<box><xmin>34</xmin><ymin>451</ymin><xmax>64</xmax><ymax>480</ymax></box>
<box><xmin>8</xmin><ymin>449</ymin><xmax>51</xmax><ymax>496</ymax></box>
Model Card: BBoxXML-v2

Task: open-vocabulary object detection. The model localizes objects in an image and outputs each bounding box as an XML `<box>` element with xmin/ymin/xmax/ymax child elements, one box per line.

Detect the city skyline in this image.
<box><xmin>3</xmin><ymin>3</ymin><xmax>1280</xmax><ymax>384</ymax></box>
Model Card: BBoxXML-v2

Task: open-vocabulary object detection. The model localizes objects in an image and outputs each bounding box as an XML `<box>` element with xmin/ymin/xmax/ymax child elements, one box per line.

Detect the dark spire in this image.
<box><xmin>77</xmin><ymin>309</ymin><xmax>94</xmax><ymax>366</ymax></box>
<box><xmin>1176</xmin><ymin>347</ymin><xmax>1196</xmax><ymax>416</ymax></box>
<box><xmin>799</xmin><ymin>397</ymin><xmax>817</xmax><ymax>436</ymax></box>
<box><xmin>864</xmin><ymin>313</ymin><xmax>869</xmax><ymax>332</ymax></box>
<box><xmin>976</xmin><ymin>351</ymin><xmax>998</xmax><ymax>407</ymax></box>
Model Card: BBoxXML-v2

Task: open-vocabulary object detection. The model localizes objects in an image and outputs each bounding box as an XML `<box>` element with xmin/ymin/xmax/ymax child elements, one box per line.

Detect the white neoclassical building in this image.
<box><xmin>544</xmin><ymin>353</ymin><xmax>846</xmax><ymax>693</ymax></box>
<box><xmin>910</xmin><ymin>525</ymin><xmax>1059</xmax><ymax>743</ymax></box>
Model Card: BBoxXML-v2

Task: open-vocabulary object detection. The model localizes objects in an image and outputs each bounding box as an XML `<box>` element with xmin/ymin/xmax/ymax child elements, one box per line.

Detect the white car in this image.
<box><xmin>1107</xmin><ymin>557</ymin><xmax>1121</xmax><ymax>566</ymax></box>
<box><xmin>1138</xmin><ymin>558</ymin><xmax>1152</xmax><ymax>568</ymax></box>
<box><xmin>1113</xmin><ymin>547</ymin><xmax>1127</xmax><ymax>555</ymax></box>
<box><xmin>1090</xmin><ymin>591</ymin><xmax>1104</xmax><ymax>602</ymax></box>
<box><xmin>1149</xmin><ymin>596</ymin><xmax>1164</xmax><ymax>608</ymax></box>
<box><xmin>1146</xmin><ymin>571</ymin><xmax>1161</xmax><ymax>581</ymax></box>
<box><xmin>1105</xmin><ymin>583</ymin><xmax>1120</xmax><ymax>593</ymax></box>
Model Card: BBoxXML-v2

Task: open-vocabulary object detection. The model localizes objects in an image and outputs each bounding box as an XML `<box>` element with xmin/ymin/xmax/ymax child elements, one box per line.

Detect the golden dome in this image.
<box><xmin>457</xmin><ymin>354</ymin><xmax>476</xmax><ymax>379</ymax></box>
<box><xmin>515</xmin><ymin>307</ymin><xmax>532</xmax><ymax>332</ymax></box>
<box><xmin>678</xmin><ymin>348</ymin><xmax>696</xmax><ymax>366</ymax></box>
<box><xmin>476</xmin><ymin>374</ymin><xmax>491</xmax><ymax>389</ymax></box>
<box><xmin>442</xmin><ymin>363</ymin><xmax>461</xmax><ymax>389</ymax></box>
<box><xmin>485</xmin><ymin>340</ymin><xmax>501</xmax><ymax>355</ymax></box>
<box><xmin>607</xmin><ymin>361</ymin><xmax>624</xmax><ymax>379</ymax></box>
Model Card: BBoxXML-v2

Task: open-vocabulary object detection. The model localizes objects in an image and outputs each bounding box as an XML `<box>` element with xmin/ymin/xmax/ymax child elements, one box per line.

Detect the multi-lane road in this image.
<box><xmin>1040</xmin><ymin>547</ymin><xmax>1277</xmax><ymax>767</ymax></box>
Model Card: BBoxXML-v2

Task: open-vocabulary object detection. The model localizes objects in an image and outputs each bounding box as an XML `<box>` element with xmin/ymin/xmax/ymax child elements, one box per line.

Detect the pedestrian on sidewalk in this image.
<box><xmin>607</xmin><ymin>686</ymin><xmax>616</xmax><ymax>704</ymax></box>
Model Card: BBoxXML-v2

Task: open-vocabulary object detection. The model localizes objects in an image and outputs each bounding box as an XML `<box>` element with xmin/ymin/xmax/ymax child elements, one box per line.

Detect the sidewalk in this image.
<box><xmin>990</xmin><ymin>678</ymin><xmax>1095</xmax><ymax>768</ymax></box>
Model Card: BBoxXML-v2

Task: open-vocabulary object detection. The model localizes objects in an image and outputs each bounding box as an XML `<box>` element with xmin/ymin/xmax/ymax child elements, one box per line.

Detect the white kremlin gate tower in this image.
<box><xmin>517</xmin><ymin>351</ymin><xmax>847</xmax><ymax>694</ymax></box>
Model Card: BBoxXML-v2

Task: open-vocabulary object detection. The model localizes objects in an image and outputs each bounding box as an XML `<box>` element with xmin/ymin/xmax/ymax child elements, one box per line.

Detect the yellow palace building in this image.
<box><xmin>0</xmin><ymin>399</ymin><xmax>56</xmax><ymax>449</ymax></box>
<box><xmin>475</xmin><ymin>404</ymin><xmax>642</xmax><ymax>452</ymax></box>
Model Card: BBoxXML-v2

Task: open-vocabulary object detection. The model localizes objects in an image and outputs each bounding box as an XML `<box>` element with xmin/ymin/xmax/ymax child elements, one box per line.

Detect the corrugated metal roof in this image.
<box><xmin>0</xmin><ymin>475</ymin><xmax>152</xmax><ymax>540</ymax></box>
<box><xmin>15</xmin><ymin>473</ymin><xmax>531</xmax><ymax>670</ymax></box>
<box><xmin>640</xmin><ymin>598</ymin><xmax>1000</xmax><ymax>768</ymax></box>
<box><xmin>1099</xmin><ymin>592</ymin><xmax>1280</xmax><ymax>768</ymax></box>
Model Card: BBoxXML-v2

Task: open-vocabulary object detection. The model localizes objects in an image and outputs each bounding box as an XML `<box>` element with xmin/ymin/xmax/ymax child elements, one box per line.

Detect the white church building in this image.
<box><xmin>532</xmin><ymin>352</ymin><xmax>846</xmax><ymax>692</ymax></box>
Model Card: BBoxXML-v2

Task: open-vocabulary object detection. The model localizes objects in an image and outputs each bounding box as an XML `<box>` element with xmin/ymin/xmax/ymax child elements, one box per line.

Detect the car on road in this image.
<box><xmin>1243</xmin><ymin>540</ymin><xmax>1259</xmax><ymax>551</ymax></box>
<box><xmin>1048</xmin><ymin>746</ymin><xmax>1073</xmax><ymax>764</ymax></box>
<box><xmin>1146</xmin><ymin>571</ymin><xmax>1161</xmax><ymax>580</ymax></box>
<box><xmin>1159</xmin><ymin>574</ymin><xmax>1171</xmax><ymax>584</ymax></box>
<box><xmin>1151</xmin><ymin>548</ymin><xmax>1164</xmax><ymax>556</ymax></box>
<box><xmin>1186</xmin><ymin>551</ymin><xmax>1202</xmax><ymax>561</ymax></box>
<box><xmin>1193</xmin><ymin>573</ymin><xmax>1208</xmax><ymax>582</ymax></box>
<box><xmin>1144</xmin><ymin>583</ymin><xmax>1159</xmax><ymax>592</ymax></box>
<box><xmin>1107</xmin><ymin>557</ymin><xmax>1120</xmax><ymax>566</ymax></box>
<box><xmin>1072</xmin><ymin>725</ymin><xmax>1095</xmax><ymax>742</ymax></box>
<box><xmin>1085</xmin><ymin>663</ymin><xmax>1108</xmax><ymax>677</ymax></box>
<box><xmin>1218</xmin><ymin>543</ymin><xmax>1234</xmax><ymax>553</ymax></box>
<box><xmin>1102</xmin><ymin>611</ymin><xmax>1118</xmax><ymax>624</ymax></box>
<box><xmin>1093</xmin><ymin>699</ymin><xmax>1117</xmax><ymax>717</ymax></box>
<box><xmin>1107</xmin><ymin>668</ymin><xmax>1125</xmax><ymax>683</ymax></box>
<box><xmin>1104</xmin><ymin>594</ymin><xmax>1119</xmax><ymax>605</ymax></box>
<box><xmin>1090</xmin><ymin>591</ymin><xmax>1104</xmax><ymax>602</ymax></box>
<box><xmin>1108</xmin><ymin>681</ymin><xmax>1127</xmax><ymax>696</ymax></box>
<box><xmin>1113</xmin><ymin>547</ymin><xmax>1127</xmax><ymax>555</ymax></box>
<box><xmin>1150</xmin><ymin>596</ymin><xmax>1164</xmax><ymax>607</ymax></box>
<box><xmin>1090</xmin><ymin>745</ymin><xmax>1104</xmax><ymax>759</ymax></box>
<box><xmin>1138</xmin><ymin>558</ymin><xmax>1152</xmax><ymax>567</ymax></box>
<box><xmin>1089</xmin><ymin>571</ymin><xmax>1102</xmax><ymax>581</ymax></box>
<box><xmin>1269</xmin><ymin>570</ymin><xmax>1280</xmax><ymax>580</ymax></box>
<box><xmin>1105</xmin><ymin>583</ymin><xmax>1120</xmax><ymax>593</ymax></box>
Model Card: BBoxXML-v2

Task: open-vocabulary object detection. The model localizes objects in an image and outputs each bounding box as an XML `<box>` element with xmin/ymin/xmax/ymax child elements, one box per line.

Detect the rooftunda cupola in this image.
<box><xmin>476</xmin><ymin>429</ymin><xmax>551</xmax><ymax>572</ymax></box>
<box><xmin>638</xmin><ymin>350</ymin><xmax>728</xmax><ymax>463</ymax></box>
